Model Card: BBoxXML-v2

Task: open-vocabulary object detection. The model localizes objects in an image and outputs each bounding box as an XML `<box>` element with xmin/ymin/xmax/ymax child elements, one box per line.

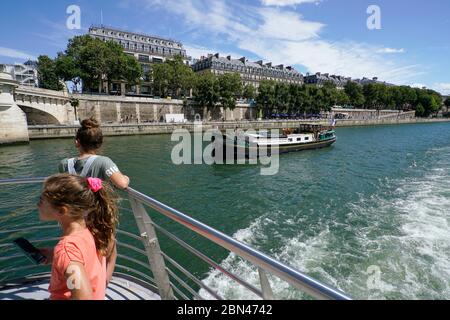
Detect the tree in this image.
<box><xmin>243</xmin><ymin>84</ymin><xmax>256</xmax><ymax>101</ymax></box>
<box><xmin>218</xmin><ymin>72</ymin><xmax>242</xmax><ymax>111</ymax></box>
<box><xmin>344</xmin><ymin>81</ymin><xmax>365</xmax><ymax>108</ymax></box>
<box><xmin>274</xmin><ymin>82</ymin><xmax>290</xmax><ymax>113</ymax></box>
<box><xmin>321</xmin><ymin>81</ymin><xmax>339</xmax><ymax>111</ymax></box>
<box><xmin>444</xmin><ymin>97</ymin><xmax>450</xmax><ymax>112</ymax></box>
<box><xmin>166</xmin><ymin>55</ymin><xmax>195</xmax><ymax>98</ymax></box>
<box><xmin>255</xmin><ymin>80</ymin><xmax>276</xmax><ymax>118</ymax></box>
<box><xmin>336</xmin><ymin>89</ymin><xmax>350</xmax><ymax>107</ymax></box>
<box><xmin>415</xmin><ymin>103</ymin><xmax>425</xmax><ymax>117</ymax></box>
<box><xmin>192</xmin><ymin>72</ymin><xmax>220</xmax><ymax>117</ymax></box>
<box><xmin>37</xmin><ymin>55</ymin><xmax>63</xmax><ymax>91</ymax></box>
<box><xmin>56</xmin><ymin>35</ymin><xmax>142</xmax><ymax>93</ymax></box>
<box><xmin>55</xmin><ymin>53</ymin><xmax>82</xmax><ymax>92</ymax></box>
<box><xmin>151</xmin><ymin>62</ymin><xmax>173</xmax><ymax>97</ymax></box>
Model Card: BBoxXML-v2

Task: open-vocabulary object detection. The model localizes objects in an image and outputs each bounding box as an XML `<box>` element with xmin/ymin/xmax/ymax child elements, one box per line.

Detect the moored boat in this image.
<box><xmin>214</xmin><ymin>124</ymin><xmax>336</xmax><ymax>159</ymax></box>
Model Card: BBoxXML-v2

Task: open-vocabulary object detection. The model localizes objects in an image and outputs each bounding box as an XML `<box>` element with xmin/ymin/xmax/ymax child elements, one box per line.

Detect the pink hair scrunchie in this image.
<box><xmin>87</xmin><ymin>177</ymin><xmax>103</xmax><ymax>193</ymax></box>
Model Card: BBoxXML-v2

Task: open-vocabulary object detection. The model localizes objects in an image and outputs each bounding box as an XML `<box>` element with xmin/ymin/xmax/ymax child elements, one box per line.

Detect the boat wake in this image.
<box><xmin>200</xmin><ymin>146</ymin><xmax>450</xmax><ymax>299</ymax></box>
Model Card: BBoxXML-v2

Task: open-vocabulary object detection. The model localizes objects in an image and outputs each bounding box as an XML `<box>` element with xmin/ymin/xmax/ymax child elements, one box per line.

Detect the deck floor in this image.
<box><xmin>0</xmin><ymin>274</ymin><xmax>160</xmax><ymax>300</ymax></box>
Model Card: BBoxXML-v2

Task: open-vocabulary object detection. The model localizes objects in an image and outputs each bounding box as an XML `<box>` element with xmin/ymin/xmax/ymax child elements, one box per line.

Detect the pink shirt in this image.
<box><xmin>49</xmin><ymin>228</ymin><xmax>106</xmax><ymax>300</ymax></box>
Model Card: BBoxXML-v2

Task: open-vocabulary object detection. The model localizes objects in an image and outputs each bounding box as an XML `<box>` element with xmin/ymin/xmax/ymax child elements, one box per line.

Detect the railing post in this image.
<box><xmin>129</xmin><ymin>196</ymin><xmax>175</xmax><ymax>300</ymax></box>
<box><xmin>258</xmin><ymin>268</ymin><xmax>275</xmax><ymax>300</ymax></box>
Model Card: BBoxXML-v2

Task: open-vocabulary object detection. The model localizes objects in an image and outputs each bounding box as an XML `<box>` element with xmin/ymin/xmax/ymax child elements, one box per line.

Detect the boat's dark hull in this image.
<box><xmin>213</xmin><ymin>136</ymin><xmax>336</xmax><ymax>160</ymax></box>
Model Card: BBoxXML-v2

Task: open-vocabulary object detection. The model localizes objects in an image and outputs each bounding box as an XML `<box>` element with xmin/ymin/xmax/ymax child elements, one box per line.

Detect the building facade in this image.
<box><xmin>1</xmin><ymin>60</ymin><xmax>38</xmax><ymax>87</ymax></box>
<box><xmin>304</xmin><ymin>72</ymin><xmax>350</xmax><ymax>89</ymax></box>
<box><xmin>88</xmin><ymin>25</ymin><xmax>190</xmax><ymax>95</ymax></box>
<box><xmin>191</xmin><ymin>53</ymin><xmax>303</xmax><ymax>88</ymax></box>
<box><xmin>353</xmin><ymin>77</ymin><xmax>395</xmax><ymax>87</ymax></box>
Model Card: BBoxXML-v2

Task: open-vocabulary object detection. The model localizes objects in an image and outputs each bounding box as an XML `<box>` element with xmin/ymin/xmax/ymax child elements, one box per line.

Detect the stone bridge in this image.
<box><xmin>14</xmin><ymin>85</ymin><xmax>75</xmax><ymax>125</ymax></box>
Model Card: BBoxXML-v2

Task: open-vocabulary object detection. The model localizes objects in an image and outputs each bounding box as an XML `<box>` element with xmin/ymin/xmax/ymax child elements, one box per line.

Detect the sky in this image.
<box><xmin>1</xmin><ymin>0</ymin><xmax>449</xmax><ymax>94</ymax></box>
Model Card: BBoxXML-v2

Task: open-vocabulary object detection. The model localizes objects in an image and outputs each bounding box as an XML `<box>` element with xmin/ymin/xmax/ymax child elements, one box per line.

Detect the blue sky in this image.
<box><xmin>1</xmin><ymin>0</ymin><xmax>449</xmax><ymax>94</ymax></box>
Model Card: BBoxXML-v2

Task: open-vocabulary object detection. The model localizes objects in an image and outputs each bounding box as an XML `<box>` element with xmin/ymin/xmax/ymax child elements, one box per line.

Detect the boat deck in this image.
<box><xmin>0</xmin><ymin>273</ymin><xmax>160</xmax><ymax>300</ymax></box>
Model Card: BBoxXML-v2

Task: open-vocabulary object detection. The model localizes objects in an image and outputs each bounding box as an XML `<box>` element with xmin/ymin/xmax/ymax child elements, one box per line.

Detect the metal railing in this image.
<box><xmin>0</xmin><ymin>177</ymin><xmax>351</xmax><ymax>300</ymax></box>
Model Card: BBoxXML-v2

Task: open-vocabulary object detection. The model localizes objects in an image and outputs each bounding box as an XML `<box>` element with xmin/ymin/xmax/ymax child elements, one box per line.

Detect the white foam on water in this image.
<box><xmin>200</xmin><ymin>146</ymin><xmax>450</xmax><ymax>299</ymax></box>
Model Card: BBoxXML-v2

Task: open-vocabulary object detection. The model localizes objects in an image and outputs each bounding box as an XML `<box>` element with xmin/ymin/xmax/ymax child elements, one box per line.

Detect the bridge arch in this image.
<box><xmin>14</xmin><ymin>86</ymin><xmax>74</xmax><ymax>125</ymax></box>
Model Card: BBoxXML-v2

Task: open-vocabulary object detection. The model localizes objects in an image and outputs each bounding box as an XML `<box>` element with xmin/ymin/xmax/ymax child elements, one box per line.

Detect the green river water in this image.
<box><xmin>1</xmin><ymin>122</ymin><xmax>450</xmax><ymax>299</ymax></box>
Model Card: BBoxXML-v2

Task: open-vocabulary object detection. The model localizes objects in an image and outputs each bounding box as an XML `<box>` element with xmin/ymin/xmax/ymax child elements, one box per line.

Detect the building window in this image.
<box><xmin>138</xmin><ymin>55</ymin><xmax>150</xmax><ymax>62</ymax></box>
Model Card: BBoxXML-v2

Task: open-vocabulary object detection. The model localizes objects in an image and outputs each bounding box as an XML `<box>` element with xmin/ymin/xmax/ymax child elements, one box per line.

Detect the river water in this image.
<box><xmin>1</xmin><ymin>122</ymin><xmax>450</xmax><ymax>299</ymax></box>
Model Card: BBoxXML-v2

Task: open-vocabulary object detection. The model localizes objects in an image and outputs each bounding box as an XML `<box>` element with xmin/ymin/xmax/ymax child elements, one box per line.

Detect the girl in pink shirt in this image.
<box><xmin>38</xmin><ymin>173</ymin><xmax>118</xmax><ymax>300</ymax></box>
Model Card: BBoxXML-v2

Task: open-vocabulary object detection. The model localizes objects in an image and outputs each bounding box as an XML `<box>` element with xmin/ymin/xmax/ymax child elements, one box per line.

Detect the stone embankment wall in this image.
<box><xmin>73</xmin><ymin>94</ymin><xmax>254</xmax><ymax>123</ymax></box>
<box><xmin>28</xmin><ymin>118</ymin><xmax>450</xmax><ymax>140</ymax></box>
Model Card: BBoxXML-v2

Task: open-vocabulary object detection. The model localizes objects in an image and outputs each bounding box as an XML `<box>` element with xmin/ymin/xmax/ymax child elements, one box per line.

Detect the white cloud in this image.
<box><xmin>0</xmin><ymin>47</ymin><xmax>36</xmax><ymax>60</ymax></box>
<box><xmin>256</xmin><ymin>8</ymin><xmax>324</xmax><ymax>41</ymax></box>
<box><xmin>261</xmin><ymin>0</ymin><xmax>321</xmax><ymax>6</ymax></box>
<box><xmin>141</xmin><ymin>0</ymin><xmax>419</xmax><ymax>84</ymax></box>
<box><xmin>184</xmin><ymin>44</ymin><xmax>248</xmax><ymax>61</ymax></box>
<box><xmin>432</xmin><ymin>83</ymin><xmax>450</xmax><ymax>95</ymax></box>
<box><xmin>377</xmin><ymin>47</ymin><xmax>405</xmax><ymax>54</ymax></box>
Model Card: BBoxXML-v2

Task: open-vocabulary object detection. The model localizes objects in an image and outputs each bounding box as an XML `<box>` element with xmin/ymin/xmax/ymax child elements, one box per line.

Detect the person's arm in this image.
<box><xmin>106</xmin><ymin>242</ymin><xmax>117</xmax><ymax>285</ymax></box>
<box><xmin>64</xmin><ymin>261</ymin><xmax>93</xmax><ymax>300</ymax></box>
<box><xmin>109</xmin><ymin>172</ymin><xmax>130</xmax><ymax>189</ymax></box>
<box><xmin>103</xmin><ymin>158</ymin><xmax>130</xmax><ymax>189</ymax></box>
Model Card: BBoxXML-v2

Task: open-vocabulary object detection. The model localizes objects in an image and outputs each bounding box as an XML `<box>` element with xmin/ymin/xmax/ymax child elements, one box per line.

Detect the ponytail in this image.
<box><xmin>86</xmin><ymin>181</ymin><xmax>119</xmax><ymax>257</ymax></box>
<box><xmin>42</xmin><ymin>174</ymin><xmax>118</xmax><ymax>257</ymax></box>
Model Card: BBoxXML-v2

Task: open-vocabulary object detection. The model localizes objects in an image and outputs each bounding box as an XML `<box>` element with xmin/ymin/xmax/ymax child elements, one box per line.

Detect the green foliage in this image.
<box><xmin>415</xmin><ymin>103</ymin><xmax>425</xmax><ymax>117</ymax></box>
<box><xmin>192</xmin><ymin>72</ymin><xmax>220</xmax><ymax>111</ymax></box>
<box><xmin>55</xmin><ymin>53</ymin><xmax>81</xmax><ymax>91</ymax></box>
<box><xmin>218</xmin><ymin>72</ymin><xmax>243</xmax><ymax>110</ymax></box>
<box><xmin>445</xmin><ymin>97</ymin><xmax>450</xmax><ymax>108</ymax></box>
<box><xmin>166</xmin><ymin>55</ymin><xmax>195</xmax><ymax>98</ymax></box>
<box><xmin>243</xmin><ymin>84</ymin><xmax>256</xmax><ymax>100</ymax></box>
<box><xmin>150</xmin><ymin>55</ymin><xmax>194</xmax><ymax>98</ymax></box>
<box><xmin>55</xmin><ymin>35</ymin><xmax>142</xmax><ymax>92</ymax></box>
<box><xmin>255</xmin><ymin>80</ymin><xmax>276</xmax><ymax>117</ymax></box>
<box><xmin>151</xmin><ymin>62</ymin><xmax>173</xmax><ymax>97</ymax></box>
<box><xmin>344</xmin><ymin>81</ymin><xmax>365</xmax><ymax>107</ymax></box>
<box><xmin>37</xmin><ymin>55</ymin><xmax>63</xmax><ymax>91</ymax></box>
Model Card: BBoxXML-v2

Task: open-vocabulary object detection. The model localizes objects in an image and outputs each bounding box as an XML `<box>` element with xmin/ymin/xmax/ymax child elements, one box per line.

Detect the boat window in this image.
<box><xmin>305</xmin><ymin>137</ymin><xmax>309</xmax><ymax>141</ymax></box>
<box><xmin>288</xmin><ymin>138</ymin><xmax>293</xmax><ymax>142</ymax></box>
<box><xmin>297</xmin><ymin>138</ymin><xmax>301</xmax><ymax>141</ymax></box>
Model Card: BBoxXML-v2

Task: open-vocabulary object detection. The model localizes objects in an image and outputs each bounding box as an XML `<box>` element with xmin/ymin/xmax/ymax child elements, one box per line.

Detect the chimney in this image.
<box><xmin>239</xmin><ymin>57</ymin><xmax>246</xmax><ymax>63</ymax></box>
<box><xmin>256</xmin><ymin>60</ymin><xmax>263</xmax><ymax>66</ymax></box>
<box><xmin>214</xmin><ymin>52</ymin><xmax>219</xmax><ymax>58</ymax></box>
<box><xmin>276</xmin><ymin>64</ymin><xmax>284</xmax><ymax>70</ymax></box>
<box><xmin>265</xmin><ymin>62</ymin><xmax>272</xmax><ymax>67</ymax></box>
<box><xmin>226</xmin><ymin>55</ymin><xmax>231</xmax><ymax>60</ymax></box>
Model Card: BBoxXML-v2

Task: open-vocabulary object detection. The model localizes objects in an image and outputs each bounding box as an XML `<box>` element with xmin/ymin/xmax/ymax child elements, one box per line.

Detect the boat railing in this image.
<box><xmin>0</xmin><ymin>177</ymin><xmax>351</xmax><ymax>300</ymax></box>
